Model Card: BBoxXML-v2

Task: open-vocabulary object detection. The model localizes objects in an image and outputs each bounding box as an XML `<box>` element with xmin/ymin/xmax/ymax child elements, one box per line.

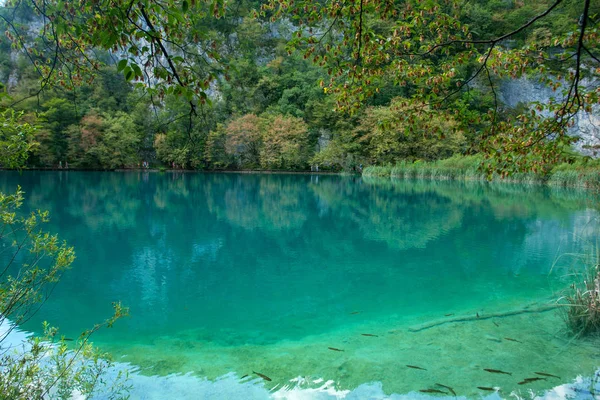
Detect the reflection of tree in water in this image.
<box><xmin>12</xmin><ymin>172</ymin><xmax>143</xmax><ymax>230</ymax></box>
<box><xmin>66</xmin><ymin>173</ymin><xmax>142</xmax><ymax>229</ymax></box>
<box><xmin>361</xmin><ymin>178</ymin><xmax>600</xmax><ymax>276</ymax></box>
<box><xmin>204</xmin><ymin>174</ymin><xmax>309</xmax><ymax>231</ymax></box>
<box><xmin>0</xmin><ymin>171</ymin><xmax>218</xmax><ymax>337</ymax></box>
<box><xmin>311</xmin><ymin>177</ymin><xmax>465</xmax><ymax>250</ymax></box>
<box><xmin>376</xmin><ymin>179</ymin><xmax>599</xmax><ymax>221</ymax></box>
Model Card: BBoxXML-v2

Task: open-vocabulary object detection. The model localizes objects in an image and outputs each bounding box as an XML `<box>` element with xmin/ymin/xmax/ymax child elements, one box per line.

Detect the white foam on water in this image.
<box><xmin>109</xmin><ymin>368</ymin><xmax>599</xmax><ymax>400</ymax></box>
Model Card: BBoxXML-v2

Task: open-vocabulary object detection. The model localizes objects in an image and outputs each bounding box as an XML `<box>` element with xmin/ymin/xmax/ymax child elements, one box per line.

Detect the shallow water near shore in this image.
<box><xmin>1</xmin><ymin>171</ymin><xmax>599</xmax><ymax>398</ymax></box>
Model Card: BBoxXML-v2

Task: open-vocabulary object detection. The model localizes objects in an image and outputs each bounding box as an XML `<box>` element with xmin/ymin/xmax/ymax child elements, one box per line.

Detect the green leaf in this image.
<box><xmin>117</xmin><ymin>59</ymin><xmax>128</xmax><ymax>72</ymax></box>
<box><xmin>123</xmin><ymin>66</ymin><xmax>133</xmax><ymax>81</ymax></box>
<box><xmin>131</xmin><ymin>63</ymin><xmax>142</xmax><ymax>77</ymax></box>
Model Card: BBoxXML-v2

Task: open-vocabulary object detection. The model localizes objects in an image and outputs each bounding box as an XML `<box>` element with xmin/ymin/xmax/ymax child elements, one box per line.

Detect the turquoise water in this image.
<box><xmin>1</xmin><ymin>171</ymin><xmax>599</xmax><ymax>398</ymax></box>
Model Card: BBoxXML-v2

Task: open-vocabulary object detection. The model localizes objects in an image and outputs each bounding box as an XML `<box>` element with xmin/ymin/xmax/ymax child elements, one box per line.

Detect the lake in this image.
<box><xmin>1</xmin><ymin>171</ymin><xmax>599</xmax><ymax>398</ymax></box>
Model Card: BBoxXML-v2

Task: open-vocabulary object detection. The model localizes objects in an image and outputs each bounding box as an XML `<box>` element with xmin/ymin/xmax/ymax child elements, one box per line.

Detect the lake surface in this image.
<box><xmin>1</xmin><ymin>171</ymin><xmax>599</xmax><ymax>398</ymax></box>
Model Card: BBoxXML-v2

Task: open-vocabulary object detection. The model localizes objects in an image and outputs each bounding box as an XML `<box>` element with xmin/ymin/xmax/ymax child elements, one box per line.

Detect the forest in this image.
<box><xmin>0</xmin><ymin>0</ymin><xmax>597</xmax><ymax>173</ymax></box>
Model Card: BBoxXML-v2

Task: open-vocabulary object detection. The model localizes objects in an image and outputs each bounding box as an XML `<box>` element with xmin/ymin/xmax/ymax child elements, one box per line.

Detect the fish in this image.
<box><xmin>350</xmin><ymin>311</ymin><xmax>360</xmax><ymax>315</ymax></box>
<box><xmin>444</xmin><ymin>313</ymin><xmax>454</xmax><ymax>317</ymax></box>
<box><xmin>253</xmin><ymin>371</ymin><xmax>272</xmax><ymax>381</ymax></box>
<box><xmin>477</xmin><ymin>386</ymin><xmax>496</xmax><ymax>391</ymax></box>
<box><xmin>328</xmin><ymin>347</ymin><xmax>344</xmax><ymax>352</ymax></box>
<box><xmin>62</xmin><ymin>338</ymin><xmax>74</xmax><ymax>342</ymax></box>
<box><xmin>435</xmin><ymin>383</ymin><xmax>456</xmax><ymax>396</ymax></box>
<box><xmin>493</xmin><ymin>321</ymin><xmax>500</xmax><ymax>327</ymax></box>
<box><xmin>518</xmin><ymin>380</ymin><xmax>532</xmax><ymax>385</ymax></box>
<box><xmin>518</xmin><ymin>377</ymin><xmax>546</xmax><ymax>384</ymax></box>
<box><xmin>476</xmin><ymin>312</ymin><xmax>480</xmax><ymax>318</ymax></box>
<box><xmin>504</xmin><ymin>337</ymin><xmax>521</xmax><ymax>343</ymax></box>
<box><xmin>483</xmin><ymin>368</ymin><xmax>512</xmax><ymax>375</ymax></box>
<box><xmin>420</xmin><ymin>389</ymin><xmax>446</xmax><ymax>394</ymax></box>
<box><xmin>534</xmin><ymin>372</ymin><xmax>561</xmax><ymax>379</ymax></box>
<box><xmin>361</xmin><ymin>333</ymin><xmax>378</xmax><ymax>337</ymax></box>
<box><xmin>240</xmin><ymin>374</ymin><xmax>248</xmax><ymax>379</ymax></box>
<box><xmin>406</xmin><ymin>365</ymin><xmax>427</xmax><ymax>371</ymax></box>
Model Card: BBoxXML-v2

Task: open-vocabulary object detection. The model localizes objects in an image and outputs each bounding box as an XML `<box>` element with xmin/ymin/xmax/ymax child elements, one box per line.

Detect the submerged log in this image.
<box><xmin>408</xmin><ymin>304</ymin><xmax>559</xmax><ymax>332</ymax></box>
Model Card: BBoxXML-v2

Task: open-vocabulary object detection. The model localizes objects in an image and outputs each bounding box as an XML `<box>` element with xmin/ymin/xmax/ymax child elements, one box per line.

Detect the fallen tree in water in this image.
<box><xmin>408</xmin><ymin>304</ymin><xmax>559</xmax><ymax>332</ymax></box>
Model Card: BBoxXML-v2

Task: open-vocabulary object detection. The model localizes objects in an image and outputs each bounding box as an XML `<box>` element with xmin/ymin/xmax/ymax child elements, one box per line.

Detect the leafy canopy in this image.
<box><xmin>0</xmin><ymin>0</ymin><xmax>598</xmax><ymax>173</ymax></box>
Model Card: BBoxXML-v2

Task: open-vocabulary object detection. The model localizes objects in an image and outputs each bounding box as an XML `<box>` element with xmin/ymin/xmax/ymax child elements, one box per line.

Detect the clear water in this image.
<box><xmin>1</xmin><ymin>171</ymin><xmax>599</xmax><ymax>398</ymax></box>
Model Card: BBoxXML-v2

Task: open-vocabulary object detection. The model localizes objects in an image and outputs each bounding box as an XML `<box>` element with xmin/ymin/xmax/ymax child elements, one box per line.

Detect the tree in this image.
<box><xmin>356</xmin><ymin>98</ymin><xmax>466</xmax><ymax>163</ymax></box>
<box><xmin>0</xmin><ymin>109</ymin><xmax>37</xmax><ymax>168</ymax></box>
<box><xmin>204</xmin><ymin>124</ymin><xmax>232</xmax><ymax>169</ymax></box>
<box><xmin>225</xmin><ymin>114</ymin><xmax>262</xmax><ymax>167</ymax></box>
<box><xmin>66</xmin><ymin>110</ymin><xmax>105</xmax><ymax>168</ymax></box>
<box><xmin>97</xmin><ymin>112</ymin><xmax>142</xmax><ymax>169</ymax></box>
<box><xmin>260</xmin><ymin>114</ymin><xmax>310</xmax><ymax>169</ymax></box>
<box><xmin>37</xmin><ymin>98</ymin><xmax>79</xmax><ymax>166</ymax></box>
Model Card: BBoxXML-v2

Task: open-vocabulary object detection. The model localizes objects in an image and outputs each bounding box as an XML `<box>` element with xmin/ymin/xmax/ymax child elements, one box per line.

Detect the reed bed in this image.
<box><xmin>547</xmin><ymin>162</ymin><xmax>600</xmax><ymax>190</ymax></box>
<box><xmin>363</xmin><ymin>156</ymin><xmax>600</xmax><ymax>190</ymax></box>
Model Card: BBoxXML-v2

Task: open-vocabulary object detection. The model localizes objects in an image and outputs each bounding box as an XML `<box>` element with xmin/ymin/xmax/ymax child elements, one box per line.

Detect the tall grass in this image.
<box><xmin>362</xmin><ymin>164</ymin><xmax>393</xmax><ymax>177</ymax></box>
<box><xmin>364</xmin><ymin>156</ymin><xmax>487</xmax><ymax>180</ymax></box>
<box><xmin>561</xmin><ymin>257</ymin><xmax>600</xmax><ymax>337</ymax></box>
<box><xmin>363</xmin><ymin>156</ymin><xmax>600</xmax><ymax>190</ymax></box>
<box><xmin>548</xmin><ymin>161</ymin><xmax>600</xmax><ymax>190</ymax></box>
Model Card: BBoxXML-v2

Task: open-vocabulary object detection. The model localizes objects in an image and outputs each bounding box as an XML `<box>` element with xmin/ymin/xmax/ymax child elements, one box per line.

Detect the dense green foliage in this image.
<box><xmin>0</xmin><ymin>110</ymin><xmax>37</xmax><ymax>168</ymax></box>
<box><xmin>0</xmin><ymin>0</ymin><xmax>597</xmax><ymax>173</ymax></box>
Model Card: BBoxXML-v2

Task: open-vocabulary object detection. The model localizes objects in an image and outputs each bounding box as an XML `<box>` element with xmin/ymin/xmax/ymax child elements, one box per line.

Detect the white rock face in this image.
<box><xmin>498</xmin><ymin>77</ymin><xmax>600</xmax><ymax>157</ymax></box>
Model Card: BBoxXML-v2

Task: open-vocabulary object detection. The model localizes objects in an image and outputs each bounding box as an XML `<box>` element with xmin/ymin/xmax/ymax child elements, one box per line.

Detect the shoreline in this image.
<box><xmin>2</xmin><ymin>167</ymin><xmax>600</xmax><ymax>192</ymax></box>
<box><xmin>363</xmin><ymin>174</ymin><xmax>600</xmax><ymax>191</ymax></box>
<box><xmin>0</xmin><ymin>167</ymin><xmax>349</xmax><ymax>175</ymax></box>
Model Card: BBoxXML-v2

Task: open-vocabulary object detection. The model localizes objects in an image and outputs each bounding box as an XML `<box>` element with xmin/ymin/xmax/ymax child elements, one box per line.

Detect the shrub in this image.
<box><xmin>0</xmin><ymin>189</ymin><xmax>130</xmax><ymax>399</ymax></box>
<box><xmin>562</xmin><ymin>261</ymin><xmax>600</xmax><ymax>337</ymax></box>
